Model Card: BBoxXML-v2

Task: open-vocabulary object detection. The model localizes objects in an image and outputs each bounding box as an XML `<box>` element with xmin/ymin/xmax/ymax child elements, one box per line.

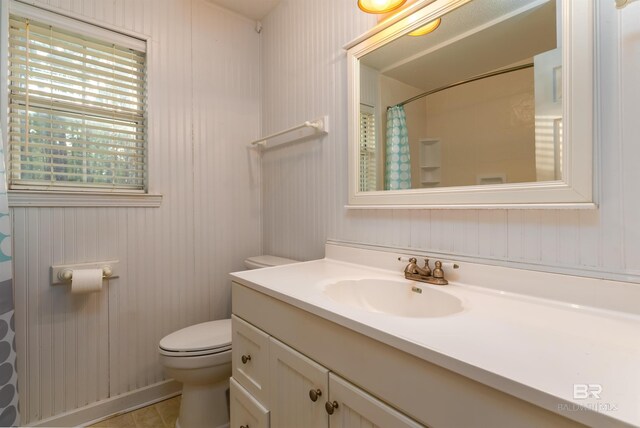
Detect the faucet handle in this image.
<box><xmin>421</xmin><ymin>258</ymin><xmax>432</xmax><ymax>276</ymax></box>
<box><xmin>430</xmin><ymin>260</ymin><xmax>448</xmax><ymax>285</ymax></box>
<box><xmin>433</xmin><ymin>261</ymin><xmax>444</xmax><ymax>278</ymax></box>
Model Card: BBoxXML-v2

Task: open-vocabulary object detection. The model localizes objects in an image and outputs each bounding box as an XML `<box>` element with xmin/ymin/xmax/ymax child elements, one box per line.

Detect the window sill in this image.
<box><xmin>8</xmin><ymin>190</ymin><xmax>163</xmax><ymax>208</ymax></box>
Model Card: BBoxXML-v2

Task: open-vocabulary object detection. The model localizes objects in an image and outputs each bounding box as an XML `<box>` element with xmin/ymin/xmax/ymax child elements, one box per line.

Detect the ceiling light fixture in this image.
<box><xmin>357</xmin><ymin>0</ymin><xmax>407</xmax><ymax>14</ymax></box>
<box><xmin>408</xmin><ymin>17</ymin><xmax>441</xmax><ymax>36</ymax></box>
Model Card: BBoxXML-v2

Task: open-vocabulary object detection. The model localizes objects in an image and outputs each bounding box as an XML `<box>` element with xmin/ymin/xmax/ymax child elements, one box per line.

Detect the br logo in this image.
<box><xmin>573</xmin><ymin>384</ymin><xmax>602</xmax><ymax>399</ymax></box>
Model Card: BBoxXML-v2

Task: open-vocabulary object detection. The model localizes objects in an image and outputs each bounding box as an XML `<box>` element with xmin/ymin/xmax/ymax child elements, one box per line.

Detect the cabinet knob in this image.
<box><xmin>309</xmin><ymin>388</ymin><xmax>322</xmax><ymax>402</ymax></box>
<box><xmin>325</xmin><ymin>400</ymin><xmax>339</xmax><ymax>415</ymax></box>
<box><xmin>241</xmin><ymin>354</ymin><xmax>251</xmax><ymax>364</ymax></box>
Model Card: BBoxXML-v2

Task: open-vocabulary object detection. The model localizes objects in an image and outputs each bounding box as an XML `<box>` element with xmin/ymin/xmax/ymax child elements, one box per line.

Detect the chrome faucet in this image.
<box><xmin>401</xmin><ymin>257</ymin><xmax>456</xmax><ymax>285</ymax></box>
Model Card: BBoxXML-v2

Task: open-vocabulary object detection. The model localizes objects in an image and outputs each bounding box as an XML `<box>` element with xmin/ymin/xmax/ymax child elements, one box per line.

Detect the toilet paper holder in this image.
<box><xmin>51</xmin><ymin>261</ymin><xmax>120</xmax><ymax>285</ymax></box>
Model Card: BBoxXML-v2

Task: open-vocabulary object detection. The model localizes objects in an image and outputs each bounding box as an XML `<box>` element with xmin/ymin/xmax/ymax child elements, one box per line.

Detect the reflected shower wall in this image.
<box><xmin>374</xmin><ymin>55</ymin><xmax>563</xmax><ymax>190</ymax></box>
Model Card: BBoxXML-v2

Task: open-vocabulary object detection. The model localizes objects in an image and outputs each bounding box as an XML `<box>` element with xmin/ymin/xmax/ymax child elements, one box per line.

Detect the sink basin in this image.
<box><xmin>323</xmin><ymin>279</ymin><xmax>463</xmax><ymax>318</ymax></box>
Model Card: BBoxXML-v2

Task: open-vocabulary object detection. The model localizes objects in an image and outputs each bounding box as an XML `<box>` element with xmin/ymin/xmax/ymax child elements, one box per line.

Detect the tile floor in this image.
<box><xmin>89</xmin><ymin>396</ymin><xmax>181</xmax><ymax>428</ymax></box>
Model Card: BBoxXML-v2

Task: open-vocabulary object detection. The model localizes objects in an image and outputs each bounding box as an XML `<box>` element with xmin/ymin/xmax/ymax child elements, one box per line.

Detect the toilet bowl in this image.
<box><xmin>158</xmin><ymin>255</ymin><xmax>297</xmax><ymax>428</ymax></box>
<box><xmin>159</xmin><ymin>320</ymin><xmax>232</xmax><ymax>428</ymax></box>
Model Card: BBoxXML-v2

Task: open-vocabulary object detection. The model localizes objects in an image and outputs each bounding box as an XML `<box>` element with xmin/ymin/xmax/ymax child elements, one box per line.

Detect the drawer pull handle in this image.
<box><xmin>325</xmin><ymin>400</ymin><xmax>339</xmax><ymax>415</ymax></box>
<box><xmin>241</xmin><ymin>354</ymin><xmax>251</xmax><ymax>364</ymax></box>
<box><xmin>240</xmin><ymin>425</ymin><xmax>249</xmax><ymax>428</ymax></box>
<box><xmin>309</xmin><ymin>388</ymin><xmax>322</xmax><ymax>402</ymax></box>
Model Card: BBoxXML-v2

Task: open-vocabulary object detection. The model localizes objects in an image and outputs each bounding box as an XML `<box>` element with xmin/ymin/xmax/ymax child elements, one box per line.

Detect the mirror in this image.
<box><xmin>347</xmin><ymin>0</ymin><xmax>594</xmax><ymax>208</ymax></box>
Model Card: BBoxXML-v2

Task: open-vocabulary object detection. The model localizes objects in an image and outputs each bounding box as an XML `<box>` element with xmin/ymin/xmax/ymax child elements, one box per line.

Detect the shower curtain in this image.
<box><xmin>0</xmin><ymin>135</ymin><xmax>19</xmax><ymax>426</ymax></box>
<box><xmin>385</xmin><ymin>105</ymin><xmax>411</xmax><ymax>190</ymax></box>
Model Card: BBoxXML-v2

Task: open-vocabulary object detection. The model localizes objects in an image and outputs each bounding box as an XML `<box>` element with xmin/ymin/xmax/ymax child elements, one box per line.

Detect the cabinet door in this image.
<box><xmin>327</xmin><ymin>374</ymin><xmax>424</xmax><ymax>428</ymax></box>
<box><xmin>230</xmin><ymin>377</ymin><xmax>270</xmax><ymax>428</ymax></box>
<box><xmin>269</xmin><ymin>337</ymin><xmax>329</xmax><ymax>428</ymax></box>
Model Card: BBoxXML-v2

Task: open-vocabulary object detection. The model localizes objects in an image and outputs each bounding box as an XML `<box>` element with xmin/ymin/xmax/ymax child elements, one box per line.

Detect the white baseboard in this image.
<box><xmin>29</xmin><ymin>379</ymin><xmax>182</xmax><ymax>427</ymax></box>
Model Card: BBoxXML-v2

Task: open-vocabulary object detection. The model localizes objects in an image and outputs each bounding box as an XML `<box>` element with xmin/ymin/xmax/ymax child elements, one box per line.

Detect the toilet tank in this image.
<box><xmin>244</xmin><ymin>255</ymin><xmax>298</xmax><ymax>270</ymax></box>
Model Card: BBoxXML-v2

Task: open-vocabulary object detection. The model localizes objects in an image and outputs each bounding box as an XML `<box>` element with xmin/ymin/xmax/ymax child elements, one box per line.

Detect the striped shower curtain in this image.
<box><xmin>0</xmin><ymin>135</ymin><xmax>19</xmax><ymax>426</ymax></box>
<box><xmin>385</xmin><ymin>105</ymin><xmax>411</xmax><ymax>190</ymax></box>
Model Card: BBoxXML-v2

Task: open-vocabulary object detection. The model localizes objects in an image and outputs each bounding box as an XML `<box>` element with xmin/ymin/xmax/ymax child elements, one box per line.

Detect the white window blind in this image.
<box><xmin>8</xmin><ymin>14</ymin><xmax>147</xmax><ymax>192</ymax></box>
<box><xmin>359</xmin><ymin>108</ymin><xmax>376</xmax><ymax>192</ymax></box>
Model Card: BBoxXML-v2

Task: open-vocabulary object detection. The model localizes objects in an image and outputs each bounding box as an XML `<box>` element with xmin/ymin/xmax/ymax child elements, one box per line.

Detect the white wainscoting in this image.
<box><xmin>8</xmin><ymin>0</ymin><xmax>262</xmax><ymax>424</ymax></box>
<box><xmin>260</xmin><ymin>0</ymin><xmax>640</xmax><ymax>282</ymax></box>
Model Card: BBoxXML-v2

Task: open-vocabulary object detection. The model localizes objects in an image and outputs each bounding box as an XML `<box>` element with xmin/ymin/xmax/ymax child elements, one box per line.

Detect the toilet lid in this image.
<box><xmin>244</xmin><ymin>255</ymin><xmax>298</xmax><ymax>269</ymax></box>
<box><xmin>159</xmin><ymin>319</ymin><xmax>231</xmax><ymax>356</ymax></box>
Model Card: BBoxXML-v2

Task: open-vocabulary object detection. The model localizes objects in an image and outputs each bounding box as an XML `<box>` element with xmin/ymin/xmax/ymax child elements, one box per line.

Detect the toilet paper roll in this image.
<box><xmin>71</xmin><ymin>268</ymin><xmax>103</xmax><ymax>294</ymax></box>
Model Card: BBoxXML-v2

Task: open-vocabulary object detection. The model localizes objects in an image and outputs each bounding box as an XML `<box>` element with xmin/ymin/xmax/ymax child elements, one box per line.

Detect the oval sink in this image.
<box><xmin>324</xmin><ymin>279</ymin><xmax>463</xmax><ymax>318</ymax></box>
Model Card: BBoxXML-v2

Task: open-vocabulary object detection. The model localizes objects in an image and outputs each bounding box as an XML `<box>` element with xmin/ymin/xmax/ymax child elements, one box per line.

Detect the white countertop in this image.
<box><xmin>230</xmin><ymin>252</ymin><xmax>640</xmax><ymax>427</ymax></box>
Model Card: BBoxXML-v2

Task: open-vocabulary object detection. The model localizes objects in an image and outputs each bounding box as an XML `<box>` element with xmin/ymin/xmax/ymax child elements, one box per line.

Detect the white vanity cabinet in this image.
<box><xmin>231</xmin><ymin>282</ymin><xmax>585</xmax><ymax>428</ymax></box>
<box><xmin>231</xmin><ymin>314</ymin><xmax>425</xmax><ymax>428</ymax></box>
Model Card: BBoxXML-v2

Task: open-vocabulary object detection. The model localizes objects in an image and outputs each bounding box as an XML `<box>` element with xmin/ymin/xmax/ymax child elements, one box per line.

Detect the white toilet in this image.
<box><xmin>158</xmin><ymin>255</ymin><xmax>297</xmax><ymax>428</ymax></box>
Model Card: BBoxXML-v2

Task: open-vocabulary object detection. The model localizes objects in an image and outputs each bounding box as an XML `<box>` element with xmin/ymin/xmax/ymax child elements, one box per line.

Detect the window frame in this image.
<box><xmin>0</xmin><ymin>1</ymin><xmax>161</xmax><ymax>207</ymax></box>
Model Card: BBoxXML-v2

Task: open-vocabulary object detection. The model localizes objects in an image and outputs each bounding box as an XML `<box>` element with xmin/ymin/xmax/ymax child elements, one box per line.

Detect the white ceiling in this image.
<box><xmin>205</xmin><ymin>0</ymin><xmax>281</xmax><ymax>20</ymax></box>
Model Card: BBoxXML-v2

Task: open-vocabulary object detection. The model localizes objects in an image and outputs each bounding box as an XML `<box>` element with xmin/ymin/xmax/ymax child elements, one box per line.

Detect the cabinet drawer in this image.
<box><xmin>230</xmin><ymin>377</ymin><xmax>270</xmax><ymax>428</ymax></box>
<box><xmin>232</xmin><ymin>315</ymin><xmax>270</xmax><ymax>405</ymax></box>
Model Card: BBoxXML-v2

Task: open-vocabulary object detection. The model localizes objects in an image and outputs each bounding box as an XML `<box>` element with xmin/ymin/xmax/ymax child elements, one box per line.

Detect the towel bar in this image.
<box><xmin>250</xmin><ymin>116</ymin><xmax>329</xmax><ymax>150</ymax></box>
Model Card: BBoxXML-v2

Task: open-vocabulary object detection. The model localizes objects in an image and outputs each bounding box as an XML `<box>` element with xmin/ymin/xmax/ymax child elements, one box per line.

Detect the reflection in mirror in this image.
<box><xmin>358</xmin><ymin>0</ymin><xmax>562</xmax><ymax>192</ymax></box>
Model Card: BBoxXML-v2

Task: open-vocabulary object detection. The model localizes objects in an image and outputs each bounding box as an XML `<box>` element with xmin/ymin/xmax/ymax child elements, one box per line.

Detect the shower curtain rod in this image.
<box><xmin>388</xmin><ymin>63</ymin><xmax>534</xmax><ymax>110</ymax></box>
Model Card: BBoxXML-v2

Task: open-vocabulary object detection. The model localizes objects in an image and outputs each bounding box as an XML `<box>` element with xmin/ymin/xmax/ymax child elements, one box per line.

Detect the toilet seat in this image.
<box><xmin>159</xmin><ymin>319</ymin><xmax>231</xmax><ymax>357</ymax></box>
<box><xmin>159</xmin><ymin>344</ymin><xmax>231</xmax><ymax>357</ymax></box>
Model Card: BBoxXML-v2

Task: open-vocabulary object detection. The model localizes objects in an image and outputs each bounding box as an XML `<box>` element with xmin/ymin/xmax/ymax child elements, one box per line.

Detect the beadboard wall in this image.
<box><xmin>260</xmin><ymin>1</ymin><xmax>640</xmax><ymax>282</ymax></box>
<box><xmin>6</xmin><ymin>0</ymin><xmax>261</xmax><ymax>424</ymax></box>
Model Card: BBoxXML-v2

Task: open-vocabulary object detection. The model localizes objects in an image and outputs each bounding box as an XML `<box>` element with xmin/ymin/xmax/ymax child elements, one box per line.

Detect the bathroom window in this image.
<box><xmin>7</xmin><ymin>12</ymin><xmax>147</xmax><ymax>193</ymax></box>
<box><xmin>359</xmin><ymin>105</ymin><xmax>376</xmax><ymax>192</ymax></box>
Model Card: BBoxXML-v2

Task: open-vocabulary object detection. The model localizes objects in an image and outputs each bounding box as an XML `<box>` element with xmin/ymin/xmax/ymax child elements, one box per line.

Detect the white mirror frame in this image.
<box><xmin>346</xmin><ymin>0</ymin><xmax>595</xmax><ymax>209</ymax></box>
